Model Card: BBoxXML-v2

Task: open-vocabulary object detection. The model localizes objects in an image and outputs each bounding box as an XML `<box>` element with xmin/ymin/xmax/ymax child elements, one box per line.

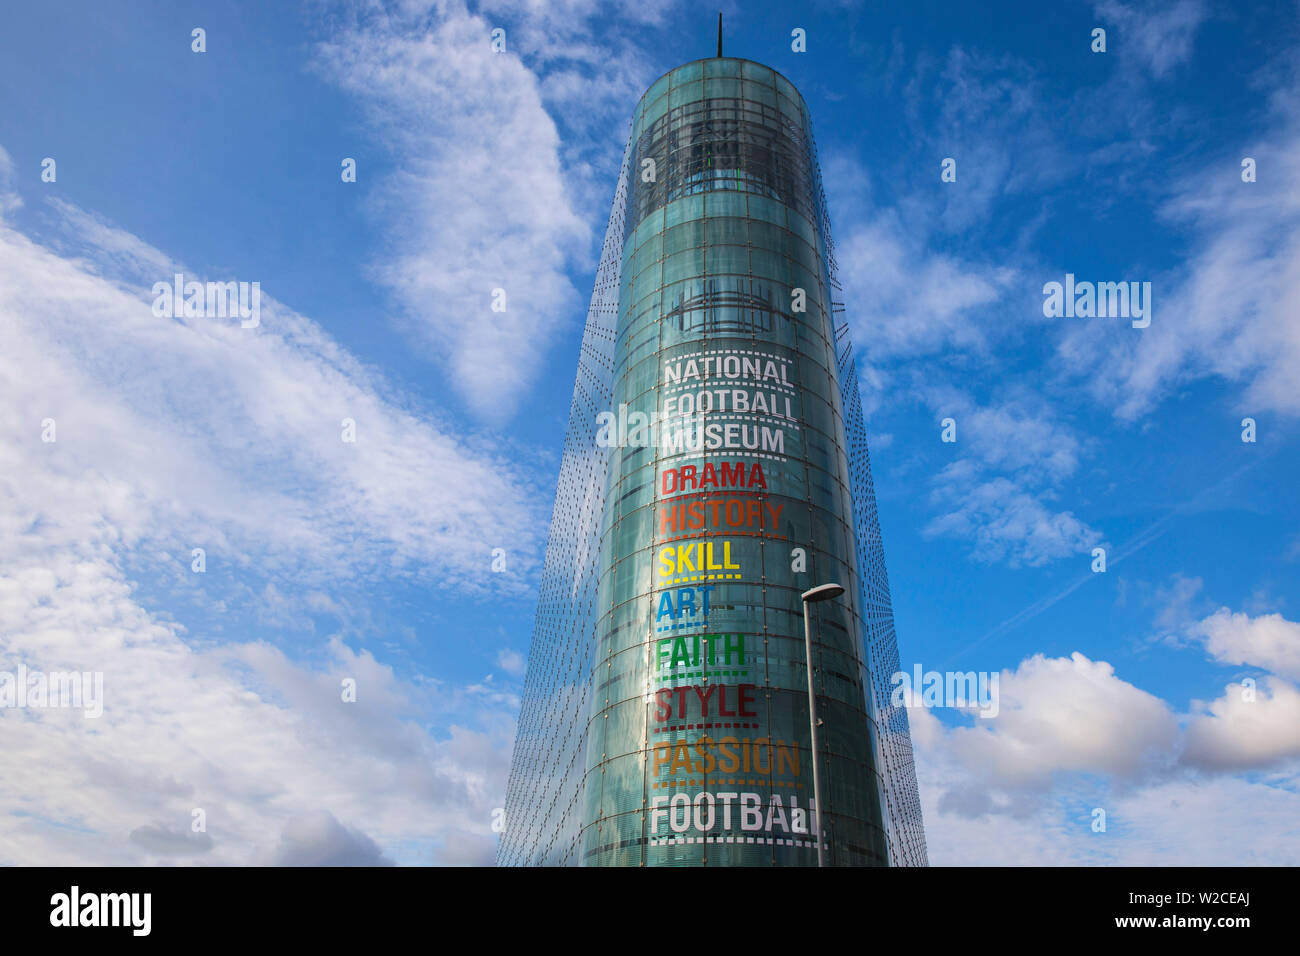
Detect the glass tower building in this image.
<box><xmin>499</xmin><ymin>55</ymin><xmax>926</xmax><ymax>866</ymax></box>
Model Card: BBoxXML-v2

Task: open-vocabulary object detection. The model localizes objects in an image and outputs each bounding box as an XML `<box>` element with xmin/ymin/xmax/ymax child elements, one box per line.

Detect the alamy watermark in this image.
<box><xmin>0</xmin><ymin>665</ymin><xmax>103</xmax><ymax>718</ymax></box>
<box><xmin>891</xmin><ymin>664</ymin><xmax>999</xmax><ymax>718</ymax></box>
<box><xmin>1042</xmin><ymin>273</ymin><xmax>1151</xmax><ymax>328</ymax></box>
<box><xmin>50</xmin><ymin>886</ymin><xmax>150</xmax><ymax>936</ymax></box>
<box><xmin>595</xmin><ymin>404</ymin><xmax>787</xmax><ymax>455</ymax></box>
<box><xmin>152</xmin><ymin>272</ymin><xmax>260</xmax><ymax>328</ymax></box>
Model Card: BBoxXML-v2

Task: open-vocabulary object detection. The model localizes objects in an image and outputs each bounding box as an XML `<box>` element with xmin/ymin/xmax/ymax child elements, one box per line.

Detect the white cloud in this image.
<box><xmin>916</xmin><ymin>390</ymin><xmax>1101</xmax><ymax>567</ymax></box>
<box><xmin>824</xmin><ymin>149</ymin><xmax>1016</xmax><ymax>362</ymax></box>
<box><xmin>312</xmin><ymin>0</ymin><xmax>590</xmax><ymax>422</ymax></box>
<box><xmin>128</xmin><ymin>823</ymin><xmax>215</xmax><ymax>856</ymax></box>
<box><xmin>496</xmin><ymin>648</ymin><xmax>525</xmax><ymax>675</ymax></box>
<box><xmin>924</xmin><ymin>477</ymin><xmax>1101</xmax><ymax>567</ymax></box>
<box><xmin>902</xmin><ymin>47</ymin><xmax>1067</xmax><ymax>232</ymax></box>
<box><xmin>254</xmin><ymin>810</ymin><xmax>394</xmax><ymax>866</ymax></box>
<box><xmin>1058</xmin><ymin>65</ymin><xmax>1300</xmax><ymax>419</ymax></box>
<box><xmin>919</xmin><ymin>755</ymin><xmax>1300</xmax><ymax>865</ymax></box>
<box><xmin>1153</xmin><ymin>573</ymin><xmax>1205</xmax><ymax>636</ymax></box>
<box><xmin>0</xmin><ymin>187</ymin><xmax>529</xmax><ymax>864</ymax></box>
<box><xmin>907</xmin><ymin>622</ymin><xmax>1300</xmax><ymax>863</ymax></box>
<box><xmin>0</xmin><ymin>144</ymin><xmax>20</xmax><ymax>214</ymax></box>
<box><xmin>1194</xmin><ymin>608</ymin><xmax>1300</xmax><ymax>681</ymax></box>
<box><xmin>816</xmin><ymin>63</ymin><xmax>1106</xmax><ymax>573</ymax></box>
<box><xmin>0</xmin><ymin>551</ymin><xmax>513</xmax><ymax>865</ymax></box>
<box><xmin>475</xmin><ymin>0</ymin><xmax>664</xmax><ymax>203</ymax></box>
<box><xmin>433</xmin><ymin>828</ymin><xmax>497</xmax><ymax>865</ymax></box>
<box><xmin>1094</xmin><ymin>0</ymin><xmax>1209</xmax><ymax>79</ymax></box>
<box><xmin>924</xmin><ymin>387</ymin><xmax>1087</xmax><ymax>483</ymax></box>
<box><xmin>911</xmin><ymin>647</ymin><xmax>1300</xmax><ymax>863</ymax></box>
<box><xmin>824</xmin><ymin>159</ymin><xmax>1097</xmax><ymax>571</ymax></box>
<box><xmin>0</xmin><ymin>197</ymin><xmax>543</xmax><ymax>594</ymax></box>
<box><xmin>930</xmin><ymin>653</ymin><xmax>1178</xmax><ymax>800</ymax></box>
<box><xmin>837</xmin><ymin>217</ymin><xmax>1014</xmax><ymax>357</ymax></box>
<box><xmin>1182</xmin><ymin>677</ymin><xmax>1300</xmax><ymax>771</ymax></box>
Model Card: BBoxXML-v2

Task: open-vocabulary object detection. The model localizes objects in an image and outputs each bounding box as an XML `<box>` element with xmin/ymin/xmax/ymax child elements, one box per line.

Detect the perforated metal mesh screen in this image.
<box><xmin>494</xmin><ymin>146</ymin><xmax>630</xmax><ymax>867</ymax></box>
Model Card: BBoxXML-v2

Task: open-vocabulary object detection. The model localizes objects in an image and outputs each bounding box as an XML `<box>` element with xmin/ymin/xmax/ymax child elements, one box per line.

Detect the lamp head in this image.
<box><xmin>801</xmin><ymin>583</ymin><xmax>845</xmax><ymax>604</ymax></box>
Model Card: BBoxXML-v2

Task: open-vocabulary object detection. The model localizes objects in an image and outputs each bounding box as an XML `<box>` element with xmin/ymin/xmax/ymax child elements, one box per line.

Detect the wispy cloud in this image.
<box><xmin>311</xmin><ymin>0</ymin><xmax>590</xmax><ymax>422</ymax></box>
<box><xmin>1094</xmin><ymin>0</ymin><xmax>1210</xmax><ymax>79</ymax></box>
<box><xmin>1058</xmin><ymin>53</ymin><xmax>1300</xmax><ymax>419</ymax></box>
<box><xmin>0</xmin><ymin>181</ymin><xmax>530</xmax><ymax>864</ymax></box>
<box><xmin>824</xmin><ymin>150</ymin><xmax>1018</xmax><ymax>365</ymax></box>
<box><xmin>916</xmin><ymin>388</ymin><xmax>1101</xmax><ymax>567</ymax></box>
<box><xmin>1</xmin><ymin>195</ymin><xmax>543</xmax><ymax>593</ymax></box>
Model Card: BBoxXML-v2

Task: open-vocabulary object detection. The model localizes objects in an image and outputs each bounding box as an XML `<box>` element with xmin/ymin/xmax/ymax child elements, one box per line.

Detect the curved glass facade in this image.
<box><xmin>499</xmin><ymin>57</ymin><xmax>926</xmax><ymax>867</ymax></box>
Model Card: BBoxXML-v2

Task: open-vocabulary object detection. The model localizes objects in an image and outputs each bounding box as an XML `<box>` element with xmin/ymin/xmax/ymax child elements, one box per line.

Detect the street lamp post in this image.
<box><xmin>801</xmin><ymin>582</ymin><xmax>844</xmax><ymax>867</ymax></box>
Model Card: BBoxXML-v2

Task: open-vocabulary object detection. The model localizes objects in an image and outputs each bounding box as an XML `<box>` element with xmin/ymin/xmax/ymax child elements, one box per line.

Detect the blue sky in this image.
<box><xmin>0</xmin><ymin>0</ymin><xmax>1297</xmax><ymax>865</ymax></box>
